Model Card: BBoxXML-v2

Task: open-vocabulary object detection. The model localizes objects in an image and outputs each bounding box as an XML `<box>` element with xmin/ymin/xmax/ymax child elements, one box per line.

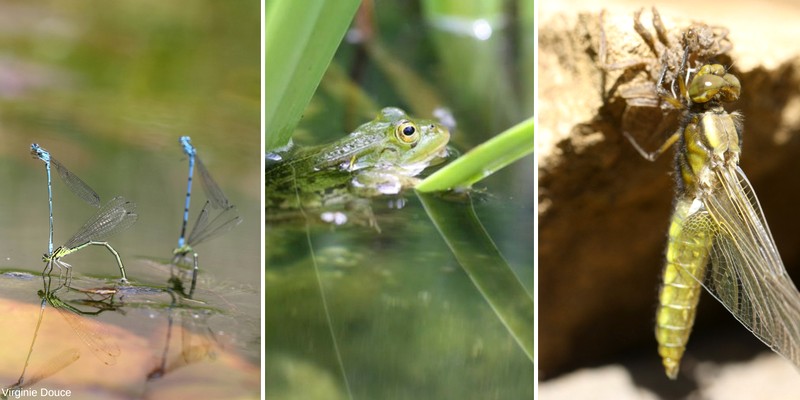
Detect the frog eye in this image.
<box><xmin>395</xmin><ymin>120</ymin><xmax>419</xmax><ymax>144</ymax></box>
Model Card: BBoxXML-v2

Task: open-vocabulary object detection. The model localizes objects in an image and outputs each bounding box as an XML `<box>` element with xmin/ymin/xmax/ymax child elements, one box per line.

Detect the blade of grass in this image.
<box><xmin>265</xmin><ymin>0</ymin><xmax>361</xmax><ymax>150</ymax></box>
<box><xmin>416</xmin><ymin>116</ymin><xmax>534</xmax><ymax>192</ymax></box>
<box><xmin>417</xmin><ymin>191</ymin><xmax>534</xmax><ymax>362</ymax></box>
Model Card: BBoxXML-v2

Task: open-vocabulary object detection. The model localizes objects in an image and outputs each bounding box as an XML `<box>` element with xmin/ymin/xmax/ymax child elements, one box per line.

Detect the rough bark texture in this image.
<box><xmin>538</xmin><ymin>4</ymin><xmax>800</xmax><ymax>381</ymax></box>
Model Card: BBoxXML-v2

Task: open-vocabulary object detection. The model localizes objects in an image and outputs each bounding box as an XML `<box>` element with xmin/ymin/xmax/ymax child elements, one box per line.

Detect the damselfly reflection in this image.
<box><xmin>38</xmin><ymin>273</ymin><xmax>121</xmax><ymax>366</ymax></box>
<box><xmin>627</xmin><ymin>46</ymin><xmax>800</xmax><ymax>378</ymax></box>
<box><xmin>5</xmin><ymin>280</ymin><xmax>80</xmax><ymax>393</ymax></box>
<box><xmin>3</xmin><ymin>348</ymin><xmax>80</xmax><ymax>399</ymax></box>
<box><xmin>3</xmin><ymin>273</ymin><xmax>120</xmax><ymax>397</ymax></box>
<box><xmin>146</xmin><ymin>292</ymin><xmax>217</xmax><ymax>380</ymax></box>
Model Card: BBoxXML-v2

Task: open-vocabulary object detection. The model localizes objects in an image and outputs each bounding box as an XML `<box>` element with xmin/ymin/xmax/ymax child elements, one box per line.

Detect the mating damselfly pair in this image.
<box><xmin>30</xmin><ymin>137</ymin><xmax>240</xmax><ymax>297</ymax></box>
<box><xmin>604</xmin><ymin>9</ymin><xmax>800</xmax><ymax>379</ymax></box>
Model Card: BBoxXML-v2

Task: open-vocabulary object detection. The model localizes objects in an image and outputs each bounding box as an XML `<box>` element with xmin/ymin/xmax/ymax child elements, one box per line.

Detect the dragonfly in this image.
<box><xmin>43</xmin><ymin>196</ymin><xmax>138</xmax><ymax>283</ymax></box>
<box><xmin>173</xmin><ymin>136</ymin><xmax>241</xmax><ymax>298</ymax></box>
<box><xmin>627</xmin><ymin>46</ymin><xmax>800</xmax><ymax>379</ymax></box>
<box><xmin>30</xmin><ymin>143</ymin><xmax>101</xmax><ymax>255</ymax></box>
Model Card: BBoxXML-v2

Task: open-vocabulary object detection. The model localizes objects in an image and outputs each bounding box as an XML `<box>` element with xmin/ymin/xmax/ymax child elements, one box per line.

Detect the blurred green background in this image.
<box><xmin>0</xmin><ymin>0</ymin><xmax>260</xmax><ymax>285</ymax></box>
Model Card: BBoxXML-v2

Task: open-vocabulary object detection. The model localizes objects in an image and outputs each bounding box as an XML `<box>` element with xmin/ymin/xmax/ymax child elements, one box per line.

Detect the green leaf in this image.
<box><xmin>265</xmin><ymin>0</ymin><xmax>361</xmax><ymax>150</ymax></box>
<box><xmin>416</xmin><ymin>116</ymin><xmax>534</xmax><ymax>192</ymax></box>
<box><xmin>417</xmin><ymin>191</ymin><xmax>534</xmax><ymax>362</ymax></box>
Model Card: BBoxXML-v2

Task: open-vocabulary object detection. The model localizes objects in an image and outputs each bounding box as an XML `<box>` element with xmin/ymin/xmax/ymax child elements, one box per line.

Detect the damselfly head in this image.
<box><xmin>30</xmin><ymin>143</ymin><xmax>49</xmax><ymax>161</ymax></box>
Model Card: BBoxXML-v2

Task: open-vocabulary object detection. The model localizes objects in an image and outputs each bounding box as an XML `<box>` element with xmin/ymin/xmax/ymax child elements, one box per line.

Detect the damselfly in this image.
<box><xmin>173</xmin><ymin>136</ymin><xmax>240</xmax><ymax>297</ymax></box>
<box><xmin>30</xmin><ymin>143</ymin><xmax>101</xmax><ymax>255</ymax></box>
<box><xmin>176</xmin><ymin>137</ymin><xmax>231</xmax><ymax>248</ymax></box>
<box><xmin>629</xmin><ymin>49</ymin><xmax>800</xmax><ymax>378</ymax></box>
<box><xmin>43</xmin><ymin>196</ymin><xmax>137</xmax><ymax>283</ymax></box>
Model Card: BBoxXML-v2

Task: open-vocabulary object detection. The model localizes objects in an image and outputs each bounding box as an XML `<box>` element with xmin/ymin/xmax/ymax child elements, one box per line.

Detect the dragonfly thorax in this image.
<box><xmin>173</xmin><ymin>244</ymin><xmax>193</xmax><ymax>257</ymax></box>
<box><xmin>43</xmin><ymin>246</ymin><xmax>67</xmax><ymax>262</ymax></box>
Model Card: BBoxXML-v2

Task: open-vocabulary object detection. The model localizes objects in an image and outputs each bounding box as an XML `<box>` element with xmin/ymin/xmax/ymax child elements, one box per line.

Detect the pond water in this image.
<box><xmin>266</xmin><ymin>165</ymin><xmax>534</xmax><ymax>399</ymax></box>
<box><xmin>0</xmin><ymin>2</ymin><xmax>260</xmax><ymax>398</ymax></box>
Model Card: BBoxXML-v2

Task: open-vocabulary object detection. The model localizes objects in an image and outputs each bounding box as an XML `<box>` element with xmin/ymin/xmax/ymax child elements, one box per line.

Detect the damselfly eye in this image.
<box><xmin>395</xmin><ymin>121</ymin><xmax>419</xmax><ymax>144</ymax></box>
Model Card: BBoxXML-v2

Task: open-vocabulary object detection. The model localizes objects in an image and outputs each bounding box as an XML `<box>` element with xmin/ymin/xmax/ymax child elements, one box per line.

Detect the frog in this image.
<box><xmin>266</xmin><ymin>107</ymin><xmax>451</xmax><ymax>217</ymax></box>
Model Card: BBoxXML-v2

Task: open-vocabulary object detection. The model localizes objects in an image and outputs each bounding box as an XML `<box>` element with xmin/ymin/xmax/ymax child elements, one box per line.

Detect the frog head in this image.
<box><xmin>348</xmin><ymin>107</ymin><xmax>450</xmax><ymax>174</ymax></box>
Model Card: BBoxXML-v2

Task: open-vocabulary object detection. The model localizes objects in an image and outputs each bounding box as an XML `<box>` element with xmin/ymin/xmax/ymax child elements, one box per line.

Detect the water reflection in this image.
<box><xmin>146</xmin><ymin>293</ymin><xmax>217</xmax><ymax>381</ymax></box>
<box><xmin>0</xmin><ymin>268</ymin><xmax>258</xmax><ymax>398</ymax></box>
<box><xmin>3</xmin><ymin>272</ymin><xmax>126</xmax><ymax>397</ymax></box>
<box><xmin>266</xmin><ymin>193</ymin><xmax>534</xmax><ymax>398</ymax></box>
<box><xmin>39</xmin><ymin>273</ymin><xmax>122</xmax><ymax>365</ymax></box>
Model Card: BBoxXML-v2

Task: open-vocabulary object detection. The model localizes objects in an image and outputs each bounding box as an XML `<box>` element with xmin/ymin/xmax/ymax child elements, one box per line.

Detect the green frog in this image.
<box><xmin>266</xmin><ymin>107</ymin><xmax>450</xmax><ymax>221</ymax></box>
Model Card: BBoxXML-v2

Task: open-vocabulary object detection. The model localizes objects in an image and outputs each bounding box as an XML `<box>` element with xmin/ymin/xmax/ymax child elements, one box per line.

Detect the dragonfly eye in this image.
<box><xmin>718</xmin><ymin>73</ymin><xmax>741</xmax><ymax>102</ymax></box>
<box><xmin>688</xmin><ymin>65</ymin><xmax>741</xmax><ymax>103</ymax></box>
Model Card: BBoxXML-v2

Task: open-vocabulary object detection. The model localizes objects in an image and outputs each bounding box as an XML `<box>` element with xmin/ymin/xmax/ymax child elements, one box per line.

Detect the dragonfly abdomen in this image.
<box><xmin>656</xmin><ymin>198</ymin><xmax>715</xmax><ymax>379</ymax></box>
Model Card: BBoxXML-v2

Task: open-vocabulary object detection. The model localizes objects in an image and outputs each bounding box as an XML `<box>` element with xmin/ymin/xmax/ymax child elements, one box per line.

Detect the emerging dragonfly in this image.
<box><xmin>627</xmin><ymin>47</ymin><xmax>800</xmax><ymax>378</ymax></box>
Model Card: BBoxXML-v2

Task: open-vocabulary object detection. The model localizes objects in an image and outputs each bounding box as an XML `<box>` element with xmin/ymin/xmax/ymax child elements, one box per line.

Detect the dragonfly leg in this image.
<box><xmin>51</xmin><ymin>259</ymin><xmax>73</xmax><ymax>284</ymax></box>
<box><xmin>623</xmin><ymin>130</ymin><xmax>681</xmax><ymax>162</ymax></box>
<box><xmin>41</xmin><ymin>259</ymin><xmax>54</xmax><ymax>278</ymax></box>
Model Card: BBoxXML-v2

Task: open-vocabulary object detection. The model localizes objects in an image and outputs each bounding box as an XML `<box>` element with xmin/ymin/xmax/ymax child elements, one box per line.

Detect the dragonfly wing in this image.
<box><xmin>50</xmin><ymin>157</ymin><xmax>101</xmax><ymax>208</ymax></box>
<box><xmin>187</xmin><ymin>202</ymin><xmax>241</xmax><ymax>247</ymax></box>
<box><xmin>63</xmin><ymin>197</ymin><xmax>137</xmax><ymax>248</ymax></box>
<box><xmin>700</xmin><ymin>165</ymin><xmax>800</xmax><ymax>367</ymax></box>
<box><xmin>49</xmin><ymin>301</ymin><xmax>121</xmax><ymax>365</ymax></box>
<box><xmin>195</xmin><ymin>156</ymin><xmax>231</xmax><ymax>210</ymax></box>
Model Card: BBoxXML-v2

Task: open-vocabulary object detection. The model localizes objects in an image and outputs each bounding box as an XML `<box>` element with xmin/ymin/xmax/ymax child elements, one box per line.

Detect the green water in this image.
<box><xmin>266</xmin><ymin>185</ymin><xmax>533</xmax><ymax>398</ymax></box>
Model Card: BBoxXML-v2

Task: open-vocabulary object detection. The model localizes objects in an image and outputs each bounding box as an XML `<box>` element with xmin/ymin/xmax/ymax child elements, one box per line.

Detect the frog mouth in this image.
<box><xmin>399</xmin><ymin>142</ymin><xmax>450</xmax><ymax>173</ymax></box>
<box><xmin>414</xmin><ymin>133</ymin><xmax>450</xmax><ymax>161</ymax></box>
